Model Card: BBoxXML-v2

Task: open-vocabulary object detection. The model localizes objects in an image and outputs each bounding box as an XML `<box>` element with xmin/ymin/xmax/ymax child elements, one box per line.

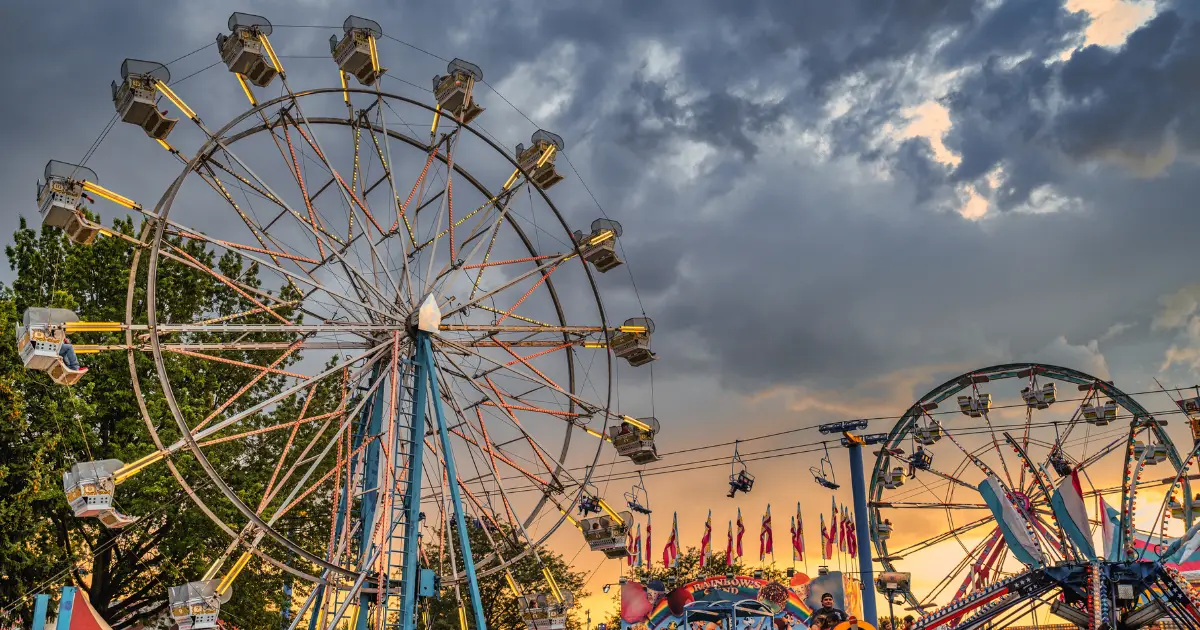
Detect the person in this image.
<box><xmin>812</xmin><ymin>593</ymin><xmax>848</xmax><ymax>626</ymax></box>
<box><xmin>58</xmin><ymin>336</ymin><xmax>87</xmax><ymax>373</ymax></box>
<box><xmin>903</xmin><ymin>615</ymin><xmax>915</xmax><ymax>630</ymax></box>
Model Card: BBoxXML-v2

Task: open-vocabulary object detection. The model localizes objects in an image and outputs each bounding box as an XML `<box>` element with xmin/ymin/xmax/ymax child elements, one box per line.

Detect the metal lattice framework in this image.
<box><xmin>869</xmin><ymin>363</ymin><xmax>1200</xmax><ymax>629</ymax></box>
<box><xmin>32</xmin><ymin>13</ymin><xmax>659</xmax><ymax>630</ymax></box>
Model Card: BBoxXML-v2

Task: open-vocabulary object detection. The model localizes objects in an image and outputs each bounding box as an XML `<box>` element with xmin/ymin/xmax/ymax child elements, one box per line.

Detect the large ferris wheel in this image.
<box><xmin>21</xmin><ymin>13</ymin><xmax>661</xmax><ymax>630</ymax></box>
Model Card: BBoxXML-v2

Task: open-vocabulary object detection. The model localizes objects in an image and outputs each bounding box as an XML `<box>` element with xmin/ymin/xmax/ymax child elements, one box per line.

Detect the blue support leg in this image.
<box><xmin>54</xmin><ymin>586</ymin><xmax>75</xmax><ymax>630</ymax></box>
<box><xmin>421</xmin><ymin>333</ymin><xmax>488</xmax><ymax>630</ymax></box>
<box><xmin>400</xmin><ymin>345</ymin><xmax>430</xmax><ymax>630</ymax></box>
<box><xmin>32</xmin><ymin>594</ymin><xmax>49</xmax><ymax>630</ymax></box>
<box><xmin>849</xmin><ymin>441</ymin><xmax>878</xmax><ymax>626</ymax></box>
<box><xmin>356</xmin><ymin>370</ymin><xmax>388</xmax><ymax>630</ymax></box>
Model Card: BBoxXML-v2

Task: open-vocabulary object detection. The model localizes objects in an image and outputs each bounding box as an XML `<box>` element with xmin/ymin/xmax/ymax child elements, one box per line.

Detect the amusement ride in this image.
<box><xmin>21</xmin><ymin>12</ymin><xmax>663</xmax><ymax>630</ymax></box>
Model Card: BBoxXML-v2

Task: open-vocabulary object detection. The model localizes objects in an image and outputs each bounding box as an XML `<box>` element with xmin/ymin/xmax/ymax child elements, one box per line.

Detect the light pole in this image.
<box><xmin>875</xmin><ymin>572</ymin><xmax>911</xmax><ymax>630</ymax></box>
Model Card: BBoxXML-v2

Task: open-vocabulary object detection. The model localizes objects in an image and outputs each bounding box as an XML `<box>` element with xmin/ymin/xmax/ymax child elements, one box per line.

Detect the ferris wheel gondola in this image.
<box><xmin>29</xmin><ymin>11</ymin><xmax>662</xmax><ymax>630</ymax></box>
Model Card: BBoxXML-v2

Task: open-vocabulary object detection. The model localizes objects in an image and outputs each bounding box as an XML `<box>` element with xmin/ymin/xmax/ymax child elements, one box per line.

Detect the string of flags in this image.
<box><xmin>625</xmin><ymin>500</ymin><xmax>858</xmax><ymax>570</ymax></box>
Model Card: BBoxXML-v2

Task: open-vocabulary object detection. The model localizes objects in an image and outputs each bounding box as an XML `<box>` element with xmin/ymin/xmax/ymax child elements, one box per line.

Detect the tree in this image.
<box><xmin>421</xmin><ymin>524</ymin><xmax>590</xmax><ymax>630</ymax></box>
<box><xmin>604</xmin><ymin>547</ymin><xmax>790</xmax><ymax>627</ymax></box>
<box><xmin>0</xmin><ymin>215</ymin><xmax>323</xmax><ymax>629</ymax></box>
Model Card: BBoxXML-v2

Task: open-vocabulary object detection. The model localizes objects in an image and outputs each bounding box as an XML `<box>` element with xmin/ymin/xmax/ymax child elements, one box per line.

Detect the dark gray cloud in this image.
<box><xmin>0</xmin><ymin>0</ymin><xmax>1195</xmax><ymax>403</ymax></box>
<box><xmin>942</xmin><ymin>7</ymin><xmax>1200</xmax><ymax>210</ymax></box>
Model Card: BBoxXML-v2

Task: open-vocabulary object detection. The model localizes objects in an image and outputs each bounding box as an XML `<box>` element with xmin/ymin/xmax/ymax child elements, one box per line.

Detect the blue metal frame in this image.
<box><xmin>400</xmin><ymin>332</ymin><xmax>488</xmax><ymax>630</ymax></box>
<box><xmin>848</xmin><ymin>441</ymin><xmax>878</xmax><ymax>626</ymax></box>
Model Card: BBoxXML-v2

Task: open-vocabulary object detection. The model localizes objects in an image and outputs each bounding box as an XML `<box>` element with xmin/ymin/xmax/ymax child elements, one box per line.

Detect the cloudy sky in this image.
<box><xmin>5</xmin><ymin>0</ymin><xmax>1200</xmax><ymax>622</ymax></box>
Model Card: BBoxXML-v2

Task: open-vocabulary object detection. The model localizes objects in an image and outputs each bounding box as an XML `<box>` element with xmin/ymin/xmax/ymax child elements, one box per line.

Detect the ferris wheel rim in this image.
<box><xmin>868</xmin><ymin>362</ymin><xmax>1189</xmax><ymax>612</ymax></box>
<box><xmin>137</xmin><ymin>86</ymin><xmax>616</xmax><ymax>581</ymax></box>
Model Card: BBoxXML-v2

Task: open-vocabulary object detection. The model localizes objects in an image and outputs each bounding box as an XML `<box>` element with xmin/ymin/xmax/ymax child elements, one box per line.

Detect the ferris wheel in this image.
<box><xmin>868</xmin><ymin>363</ymin><xmax>1200</xmax><ymax>627</ymax></box>
<box><xmin>23</xmin><ymin>13</ymin><xmax>662</xmax><ymax>630</ymax></box>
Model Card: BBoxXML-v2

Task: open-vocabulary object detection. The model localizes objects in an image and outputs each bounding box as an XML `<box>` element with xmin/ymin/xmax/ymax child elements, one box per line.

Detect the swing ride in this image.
<box><xmin>870</xmin><ymin>363</ymin><xmax>1200</xmax><ymax>629</ymax></box>
<box><xmin>27</xmin><ymin>11</ymin><xmax>661</xmax><ymax>630</ymax></box>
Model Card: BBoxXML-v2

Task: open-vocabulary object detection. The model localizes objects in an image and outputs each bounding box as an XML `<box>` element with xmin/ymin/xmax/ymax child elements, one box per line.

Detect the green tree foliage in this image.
<box><xmin>0</xmin><ymin>215</ymin><xmax>330</xmax><ymax>629</ymax></box>
<box><xmin>420</xmin><ymin>524</ymin><xmax>590</xmax><ymax>630</ymax></box>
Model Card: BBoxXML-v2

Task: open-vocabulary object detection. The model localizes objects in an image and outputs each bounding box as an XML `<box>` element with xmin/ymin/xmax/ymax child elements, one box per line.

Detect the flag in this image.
<box><xmin>646</xmin><ymin>517</ymin><xmax>653</xmax><ymax>569</ymax></box>
<box><xmin>736</xmin><ymin>508</ymin><xmax>745</xmax><ymax>558</ymax></box>
<box><xmin>700</xmin><ymin>510</ymin><xmax>713</xmax><ymax>567</ymax></box>
<box><xmin>830</xmin><ymin>498</ymin><xmax>838</xmax><ymax>554</ymax></box>
<box><xmin>795</xmin><ymin>501</ymin><xmax>805</xmax><ymax>561</ymax></box>
<box><xmin>726</xmin><ymin>520</ymin><xmax>734</xmax><ymax>566</ymax></box>
<box><xmin>847</xmin><ymin>512</ymin><xmax>858</xmax><ymax>559</ymax></box>
<box><xmin>1100</xmin><ymin>498</ymin><xmax>1120</xmax><ymax>561</ymax></box>
<box><xmin>663</xmin><ymin>512</ymin><xmax>679</xmax><ymax>567</ymax></box>
<box><xmin>1051</xmin><ymin>470</ymin><xmax>1095</xmax><ymax>558</ymax></box>
<box><xmin>635</xmin><ymin>524</ymin><xmax>643</xmax><ymax>568</ymax></box>
<box><xmin>979</xmin><ymin>474</ymin><xmax>1045</xmax><ymax>567</ymax></box>
<box><xmin>838</xmin><ymin>505</ymin><xmax>848</xmax><ymax>553</ymax></box>
<box><xmin>820</xmin><ymin>513</ymin><xmax>831</xmax><ymax>560</ymax></box>
<box><xmin>760</xmin><ymin>504</ymin><xmax>774</xmax><ymax>561</ymax></box>
<box><xmin>790</xmin><ymin>516</ymin><xmax>798</xmax><ymax>561</ymax></box>
<box><xmin>627</xmin><ymin>524</ymin><xmax>636</xmax><ymax>567</ymax></box>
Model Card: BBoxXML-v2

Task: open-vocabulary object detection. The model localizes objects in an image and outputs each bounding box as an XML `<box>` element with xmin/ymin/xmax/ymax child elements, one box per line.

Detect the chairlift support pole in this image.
<box><xmin>821</xmin><ymin>420</ymin><xmax>881</xmax><ymax>626</ymax></box>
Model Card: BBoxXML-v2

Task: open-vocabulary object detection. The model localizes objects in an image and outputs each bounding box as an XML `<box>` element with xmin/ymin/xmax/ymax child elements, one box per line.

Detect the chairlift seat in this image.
<box><xmin>728</xmin><ymin>470</ymin><xmax>755</xmax><ymax>497</ymax></box>
<box><xmin>627</xmin><ymin>500</ymin><xmax>651</xmax><ymax>515</ymax></box>
<box><xmin>330</xmin><ymin>17</ymin><xmax>384</xmax><ymax>86</ymax></box>
<box><xmin>434</xmin><ymin>59</ymin><xmax>485</xmax><ymax>124</ymax></box>
<box><xmin>911</xmin><ymin>448</ymin><xmax>933</xmax><ymax>471</ymax></box>
<box><xmin>1049</xmin><ymin>449</ymin><xmax>1073</xmax><ymax>476</ymax></box>
<box><xmin>217</xmin><ymin>14</ymin><xmax>278</xmax><ymax>88</ymax></box>
<box><xmin>112</xmin><ymin>59</ymin><xmax>177</xmax><ymax>140</ymax></box>
<box><xmin>580</xmin><ymin>512</ymin><xmax>632</xmax><ymax>558</ymax></box>
<box><xmin>1021</xmin><ymin>383</ymin><xmax>1057</xmax><ymax>410</ymax></box>
<box><xmin>168</xmin><ymin>580</ymin><xmax>229</xmax><ymax>630</ymax></box>
<box><xmin>578</xmin><ymin>494</ymin><xmax>602</xmax><ymax>515</ymax></box>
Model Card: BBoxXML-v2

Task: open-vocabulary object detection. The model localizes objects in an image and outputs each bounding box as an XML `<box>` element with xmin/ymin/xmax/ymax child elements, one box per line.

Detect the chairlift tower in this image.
<box><xmin>819</xmin><ymin>419</ymin><xmax>884</xmax><ymax>627</ymax></box>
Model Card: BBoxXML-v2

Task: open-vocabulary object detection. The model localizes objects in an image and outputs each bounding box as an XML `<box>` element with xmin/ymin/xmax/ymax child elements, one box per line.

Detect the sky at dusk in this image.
<box><xmin>4</xmin><ymin>0</ymin><xmax>1200</xmax><ymax>624</ymax></box>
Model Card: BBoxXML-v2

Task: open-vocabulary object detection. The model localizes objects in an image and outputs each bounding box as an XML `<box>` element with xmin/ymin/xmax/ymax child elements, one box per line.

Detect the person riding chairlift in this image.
<box><xmin>59</xmin><ymin>336</ymin><xmax>88</xmax><ymax>373</ymax></box>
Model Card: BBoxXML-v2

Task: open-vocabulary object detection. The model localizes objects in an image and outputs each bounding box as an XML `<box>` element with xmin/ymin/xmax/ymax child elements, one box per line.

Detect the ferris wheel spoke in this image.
<box><xmin>888</xmin><ymin>515</ymin><xmax>995</xmax><ymax>558</ymax></box>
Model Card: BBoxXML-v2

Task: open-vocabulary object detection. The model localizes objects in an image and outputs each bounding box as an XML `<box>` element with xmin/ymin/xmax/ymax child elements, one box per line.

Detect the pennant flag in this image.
<box><xmin>796</xmin><ymin>502</ymin><xmax>805</xmax><ymax>561</ymax></box>
<box><xmin>1051</xmin><ymin>470</ymin><xmax>1096</xmax><ymax>558</ymax></box>
<box><xmin>790</xmin><ymin>516</ymin><xmax>798</xmax><ymax>562</ymax></box>
<box><xmin>821</xmin><ymin>513</ymin><xmax>832</xmax><ymax>560</ymax></box>
<box><xmin>847</xmin><ymin>512</ymin><xmax>858</xmax><ymax>559</ymax></box>
<box><xmin>635</xmin><ymin>523</ymin><xmax>643</xmax><ymax>568</ymax></box>
<box><xmin>1100</xmin><ymin>498</ymin><xmax>1120</xmax><ymax>561</ymax></box>
<box><xmin>646</xmin><ymin>516</ymin><xmax>653</xmax><ymax>569</ymax></box>
<box><xmin>978</xmin><ymin>474</ymin><xmax>1045</xmax><ymax>567</ymax></box>
<box><xmin>663</xmin><ymin>512</ymin><xmax>679</xmax><ymax>568</ymax></box>
<box><xmin>830</xmin><ymin>498</ymin><xmax>838</xmax><ymax>553</ymax></box>
<box><xmin>627</xmin><ymin>524</ymin><xmax>636</xmax><ymax>567</ymax></box>
<box><xmin>726</xmin><ymin>520</ymin><xmax>735</xmax><ymax>566</ymax></box>
<box><xmin>736</xmin><ymin>508</ymin><xmax>746</xmax><ymax>558</ymax></box>
<box><xmin>760</xmin><ymin>504</ymin><xmax>774</xmax><ymax>561</ymax></box>
<box><xmin>700</xmin><ymin>510</ymin><xmax>713</xmax><ymax>567</ymax></box>
<box><xmin>838</xmin><ymin>505</ymin><xmax>848</xmax><ymax>553</ymax></box>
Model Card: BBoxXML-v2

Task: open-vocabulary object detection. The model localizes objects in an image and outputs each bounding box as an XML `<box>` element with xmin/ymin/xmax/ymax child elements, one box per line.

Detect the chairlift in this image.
<box><xmin>909</xmin><ymin>445</ymin><xmax>933</xmax><ymax>476</ymax></box>
<box><xmin>625</xmin><ymin>472</ymin><xmax>651</xmax><ymax>515</ymax></box>
<box><xmin>1048</xmin><ymin>446</ymin><xmax>1073</xmax><ymax>477</ymax></box>
<box><xmin>578</xmin><ymin>483</ymin><xmax>602</xmax><ymax>516</ymax></box>
<box><xmin>810</xmin><ymin>443</ymin><xmax>840</xmax><ymax>490</ymax></box>
<box><xmin>727</xmin><ymin>441</ymin><xmax>755</xmax><ymax>498</ymax></box>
